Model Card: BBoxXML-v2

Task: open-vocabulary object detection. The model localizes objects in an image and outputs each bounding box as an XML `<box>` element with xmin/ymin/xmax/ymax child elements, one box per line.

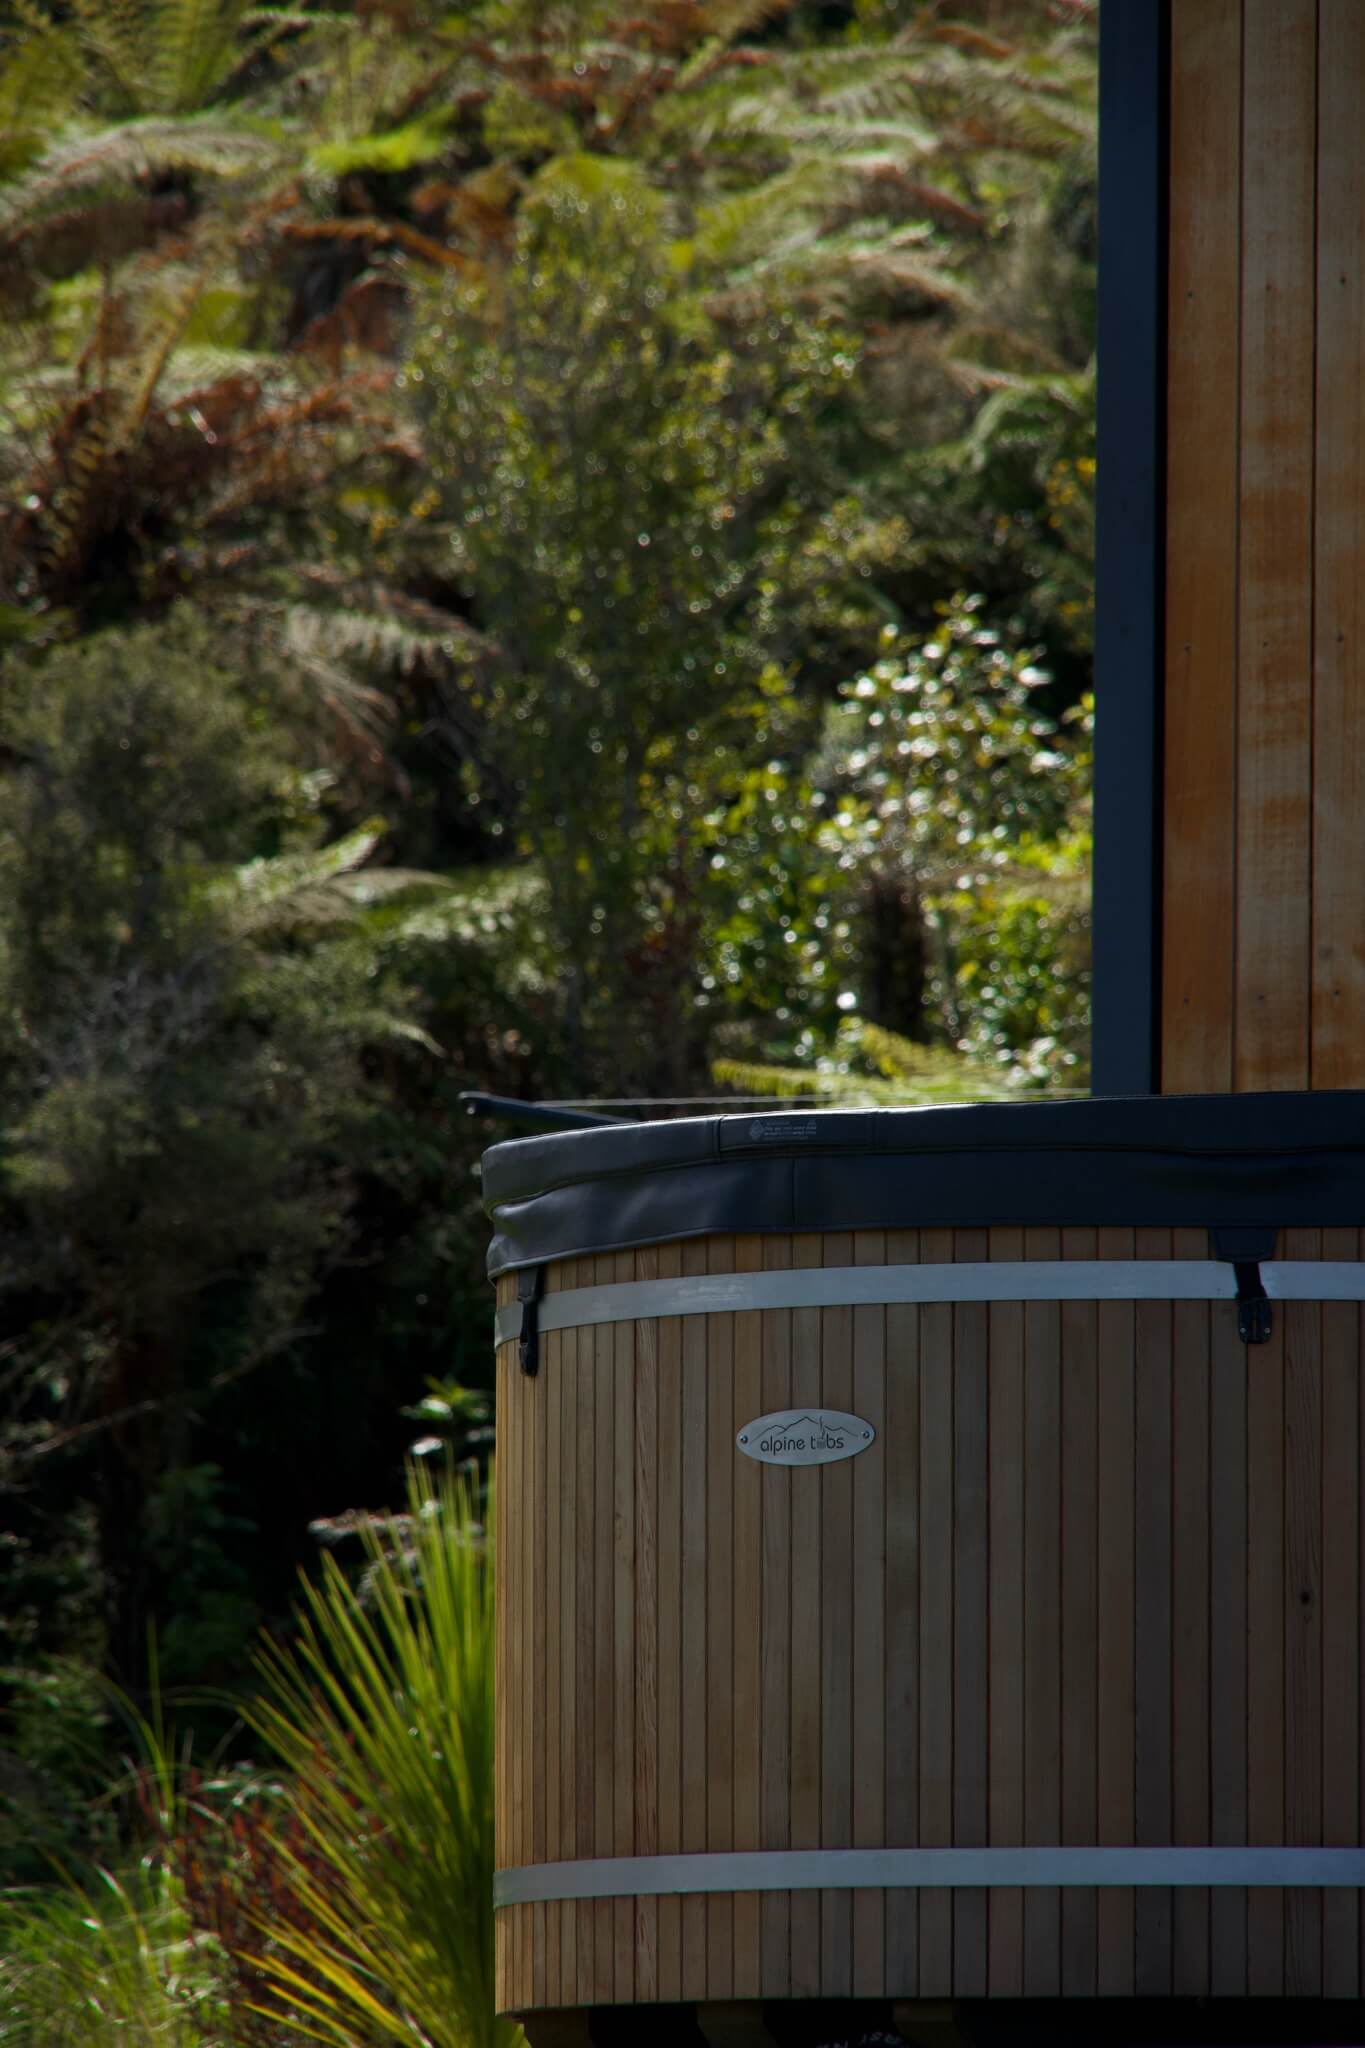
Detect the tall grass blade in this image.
<box><xmin>247</xmin><ymin>1462</ymin><xmax>520</xmax><ymax>2048</ymax></box>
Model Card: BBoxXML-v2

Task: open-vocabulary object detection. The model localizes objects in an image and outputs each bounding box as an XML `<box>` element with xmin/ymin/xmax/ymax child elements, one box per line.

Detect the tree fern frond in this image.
<box><xmin>692</xmin><ymin>158</ymin><xmax>837</xmax><ymax>268</ymax></box>
<box><xmin>227</xmin><ymin>822</ymin><xmax>386</xmax><ymax>914</ymax></box>
<box><xmin>66</xmin><ymin>0</ymin><xmax>151</xmax><ymax>112</ymax></box>
<box><xmin>0</xmin><ymin>17</ymin><xmax>84</xmax><ymax>177</ymax></box>
<box><xmin>0</xmin><ymin>117</ymin><xmax>282</xmax><ymax>238</ymax></box>
<box><xmin>151</xmin><ymin>0</ymin><xmax>255</xmax><ymax>115</ymax></box>
<box><xmin>283</xmin><ymin>580</ymin><xmax>488</xmax><ymax>676</ymax></box>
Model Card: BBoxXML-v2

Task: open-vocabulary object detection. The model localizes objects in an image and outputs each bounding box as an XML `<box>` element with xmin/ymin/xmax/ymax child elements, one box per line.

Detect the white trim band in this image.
<box><xmin>495</xmin><ymin>1847</ymin><xmax>1365</xmax><ymax>1905</ymax></box>
<box><xmin>494</xmin><ymin>1260</ymin><xmax>1365</xmax><ymax>1347</ymax></box>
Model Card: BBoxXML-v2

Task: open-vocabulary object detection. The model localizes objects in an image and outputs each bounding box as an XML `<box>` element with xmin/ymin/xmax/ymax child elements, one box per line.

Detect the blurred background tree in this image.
<box><xmin>0</xmin><ymin>1</ymin><xmax>1097</xmax><ymax>2008</ymax></box>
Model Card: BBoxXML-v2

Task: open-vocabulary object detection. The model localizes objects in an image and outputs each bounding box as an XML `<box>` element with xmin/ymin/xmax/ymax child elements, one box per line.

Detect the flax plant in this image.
<box><xmin>247</xmin><ymin>1463</ymin><xmax>517</xmax><ymax>2048</ymax></box>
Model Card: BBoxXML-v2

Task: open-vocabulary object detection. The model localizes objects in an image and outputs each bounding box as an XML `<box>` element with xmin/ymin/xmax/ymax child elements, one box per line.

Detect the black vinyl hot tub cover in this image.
<box><xmin>482</xmin><ymin>1091</ymin><xmax>1365</xmax><ymax>1278</ymax></box>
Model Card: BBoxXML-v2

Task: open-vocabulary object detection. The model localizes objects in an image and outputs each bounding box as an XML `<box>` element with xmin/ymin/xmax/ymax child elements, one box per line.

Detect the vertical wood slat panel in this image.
<box><xmin>987</xmin><ymin>1227</ymin><xmax>1024</xmax><ymax>1997</ymax></box>
<box><xmin>633</xmin><ymin>1244</ymin><xmax>660</xmax><ymax>2004</ymax></box>
<box><xmin>731</xmin><ymin>1236</ymin><xmax>766</xmax><ymax>2001</ymax></box>
<box><xmin>852</xmin><ymin>1231</ymin><xmax>887</xmax><ymax>1997</ymax></box>
<box><xmin>544</xmin><ymin>1311</ymin><xmax>562</xmax><ymax>2006</ymax></box>
<box><xmin>1165</xmin><ymin>0</ymin><xmax>1365</xmax><ymax>1101</ymax></box>
<box><xmin>517</xmin><ymin>1310</ymin><xmax>532</xmax><ymax>1998</ymax></box>
<box><xmin>1022</xmin><ymin>1227</ymin><xmax>1060</xmax><ymax>1995</ymax></box>
<box><xmin>680</xmin><ymin>1239</ymin><xmax>708</xmax><ymax>2003</ymax></box>
<box><xmin>1060</xmin><ymin>1227</ymin><xmax>1098</xmax><ymax>1996</ymax></box>
<box><xmin>759</xmin><ymin>1234</ymin><xmax>793</xmax><ymax>1998</ymax></box>
<box><xmin>494</xmin><ymin>1324</ymin><xmax>510</xmax><ymax>2014</ymax></box>
<box><xmin>532</xmin><ymin>1303</ymin><xmax>549</xmax><ymax>2008</ymax></box>
<box><xmin>655</xmin><ymin>1241</ymin><xmax>683</xmax><ymax>2002</ymax></box>
<box><xmin>1322</xmin><ymin>1227</ymin><xmax>1360</xmax><ymax>1995</ymax></box>
<box><xmin>819</xmin><ymin>1232</ymin><xmax>854</xmax><ymax>1997</ymax></box>
<box><xmin>1209</xmin><ymin>1298</ymin><xmax>1249</xmax><ymax>1995</ymax></box>
<box><xmin>1248</xmin><ymin>1294</ymin><xmax>1286</xmax><ymax>1993</ymax></box>
<box><xmin>919</xmin><ymin>1229</ymin><xmax>955</xmax><ymax>1995</ymax></box>
<box><xmin>1134</xmin><ymin>1230</ymin><xmax>1173</xmax><ymax>1995</ymax></box>
<box><xmin>558</xmin><ymin>1268</ymin><xmax>580</xmax><ymax>2007</ymax></box>
<box><xmin>789</xmin><ymin>1234</ymin><xmax>823</xmax><ymax>1999</ymax></box>
<box><xmin>1096</xmin><ymin>1230</ymin><xmax>1136</xmax><ymax>1996</ymax></box>
<box><xmin>574</xmin><ymin>1269</ymin><xmax>596</xmax><ymax>2004</ymax></box>
<box><xmin>952</xmin><ymin>1228</ymin><xmax>989</xmax><ymax>1997</ymax></box>
<box><xmin>507</xmin><ymin>1310</ymin><xmax>523</xmax><ymax>1998</ymax></box>
<box><xmin>594</xmin><ymin>1253</ymin><xmax>616</xmax><ymax>2005</ymax></box>
<box><xmin>884</xmin><ymin>1229</ymin><xmax>920</xmax><ymax>1999</ymax></box>
<box><xmin>1284</xmin><ymin>1229</ymin><xmax>1323</xmax><ymax>1996</ymax></box>
<box><xmin>1312</xmin><ymin>1</ymin><xmax>1365</xmax><ymax>1088</ymax></box>
<box><xmin>614</xmin><ymin>1250</ymin><xmax>637</xmax><ymax>2004</ymax></box>
<box><xmin>1171</xmin><ymin>1230</ymin><xmax>1210</xmax><ymax>1996</ymax></box>
<box><xmin>705</xmin><ymin>1238</ymin><xmax>734</xmax><ymax>2002</ymax></box>
<box><xmin>1162</xmin><ymin>0</ymin><xmax>1242</xmax><ymax>1094</ymax></box>
<box><xmin>500</xmin><ymin>1232</ymin><xmax>1365</xmax><ymax>2018</ymax></box>
<box><xmin>1234</xmin><ymin>0</ymin><xmax>1316</xmax><ymax>1092</ymax></box>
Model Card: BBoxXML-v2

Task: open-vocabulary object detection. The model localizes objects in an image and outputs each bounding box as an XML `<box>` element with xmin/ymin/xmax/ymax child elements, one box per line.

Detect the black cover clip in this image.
<box><xmin>1210</xmin><ymin>1226</ymin><xmax>1276</xmax><ymax>1346</ymax></box>
<box><xmin>517</xmin><ymin>1265</ymin><xmax>543</xmax><ymax>1377</ymax></box>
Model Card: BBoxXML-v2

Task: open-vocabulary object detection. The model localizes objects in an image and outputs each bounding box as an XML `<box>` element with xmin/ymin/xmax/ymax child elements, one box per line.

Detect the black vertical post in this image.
<box><xmin>1091</xmin><ymin>0</ymin><xmax>1168</xmax><ymax>1097</ymax></box>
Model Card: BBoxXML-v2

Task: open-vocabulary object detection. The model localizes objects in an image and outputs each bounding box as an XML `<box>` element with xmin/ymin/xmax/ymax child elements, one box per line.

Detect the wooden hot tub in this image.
<box><xmin>485</xmin><ymin>1095</ymin><xmax>1365</xmax><ymax>2034</ymax></box>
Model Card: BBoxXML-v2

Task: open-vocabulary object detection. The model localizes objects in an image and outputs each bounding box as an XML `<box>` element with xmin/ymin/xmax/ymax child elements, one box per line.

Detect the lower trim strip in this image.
<box><xmin>494</xmin><ymin>1847</ymin><xmax>1365</xmax><ymax>1905</ymax></box>
<box><xmin>494</xmin><ymin>1260</ymin><xmax>1365</xmax><ymax>1348</ymax></box>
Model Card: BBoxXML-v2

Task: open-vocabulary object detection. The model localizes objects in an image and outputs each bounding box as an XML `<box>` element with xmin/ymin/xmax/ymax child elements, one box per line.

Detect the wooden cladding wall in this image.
<box><xmin>1162</xmin><ymin>0</ymin><xmax>1365</xmax><ymax>1093</ymax></box>
<box><xmin>493</xmin><ymin>1232</ymin><xmax>1365</xmax><ymax>2012</ymax></box>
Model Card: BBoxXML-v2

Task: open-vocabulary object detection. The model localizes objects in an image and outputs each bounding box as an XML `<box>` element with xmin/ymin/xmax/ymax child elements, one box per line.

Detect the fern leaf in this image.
<box><xmin>66</xmin><ymin>0</ymin><xmax>151</xmax><ymax>112</ymax></box>
<box><xmin>0</xmin><ymin>117</ymin><xmax>282</xmax><ymax>238</ymax></box>
<box><xmin>0</xmin><ymin>17</ymin><xmax>84</xmax><ymax>176</ymax></box>
<box><xmin>151</xmin><ymin>0</ymin><xmax>255</xmax><ymax>115</ymax></box>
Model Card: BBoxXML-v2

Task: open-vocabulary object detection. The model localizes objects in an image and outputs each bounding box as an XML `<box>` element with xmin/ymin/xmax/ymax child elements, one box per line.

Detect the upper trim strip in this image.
<box><xmin>495</xmin><ymin>1846</ymin><xmax>1365</xmax><ymax>1906</ymax></box>
<box><xmin>494</xmin><ymin>1260</ymin><xmax>1365</xmax><ymax>1348</ymax></box>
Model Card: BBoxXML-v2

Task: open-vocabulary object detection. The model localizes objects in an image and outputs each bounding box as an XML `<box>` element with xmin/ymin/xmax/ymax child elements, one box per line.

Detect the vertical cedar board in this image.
<box><xmin>704</xmin><ymin>1239</ymin><xmax>734</xmax><ymax>2001</ymax></box>
<box><xmin>986</xmin><ymin>1228</ymin><xmax>1025</xmax><ymax>1997</ymax></box>
<box><xmin>1162</xmin><ymin>0</ymin><xmax>1365</xmax><ymax>1094</ymax></box>
<box><xmin>1096</xmin><ymin>1229</ymin><xmax>1137</xmax><ymax>1994</ymax></box>
<box><xmin>1059</xmin><ymin>1229</ymin><xmax>1099</xmax><ymax>1996</ymax></box>
<box><xmin>1022</xmin><ymin>1229</ymin><xmax>1061</xmax><ymax>1994</ymax></box>
<box><xmin>917</xmin><ymin>1234</ymin><xmax>955</xmax><ymax>1994</ymax></box>
<box><xmin>818</xmin><ymin>1233</ymin><xmax>854</xmax><ymax>1996</ymax></box>
<box><xmin>851</xmin><ymin>1231</ymin><xmax>888</xmax><ymax>1995</ymax></box>
<box><xmin>1162</xmin><ymin>0</ymin><xmax>1241</xmax><ymax>1093</ymax></box>
<box><xmin>788</xmin><ymin>1234</ymin><xmax>823</xmax><ymax>1998</ymax></box>
<box><xmin>1312</xmin><ymin>2</ymin><xmax>1365</xmax><ymax>1085</ymax></box>
<box><xmin>952</xmin><ymin>1231</ymin><xmax>989</xmax><ymax>1996</ymax></box>
<box><xmin>1171</xmin><ymin>1241</ymin><xmax>1211</xmax><ymax>1995</ymax></box>
<box><xmin>1233</xmin><ymin>0</ymin><xmax>1315</xmax><ymax>1092</ymax></box>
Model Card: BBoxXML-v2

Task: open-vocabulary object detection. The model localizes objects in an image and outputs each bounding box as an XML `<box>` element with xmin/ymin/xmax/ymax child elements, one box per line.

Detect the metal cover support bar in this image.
<box><xmin>493</xmin><ymin>1260</ymin><xmax>1365</xmax><ymax>1348</ymax></box>
<box><xmin>495</xmin><ymin>1847</ymin><xmax>1365</xmax><ymax>1906</ymax></box>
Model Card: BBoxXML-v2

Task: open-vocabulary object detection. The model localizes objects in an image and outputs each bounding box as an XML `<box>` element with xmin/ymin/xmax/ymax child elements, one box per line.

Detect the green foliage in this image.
<box><xmin>0</xmin><ymin>611</ymin><xmax>437</xmax><ymax>1687</ymax></box>
<box><xmin>0</xmin><ymin>0</ymin><xmax>1099</xmax><ymax>1939</ymax></box>
<box><xmin>410</xmin><ymin>162</ymin><xmax>859</xmax><ymax>1087</ymax></box>
<box><xmin>0</xmin><ymin>1651</ymin><xmax>116</xmax><ymax>1887</ymax></box>
<box><xmin>716</xmin><ymin>1017</ymin><xmax>1039</xmax><ymax>1107</ymax></box>
<box><xmin>246</xmin><ymin>1462</ymin><xmax>516</xmax><ymax>2048</ymax></box>
<box><xmin>817</xmin><ymin>595</ymin><xmax>1079</xmax><ymax>866</ymax></box>
<box><xmin>0</xmin><ymin>1864</ymin><xmax>229</xmax><ymax>2045</ymax></box>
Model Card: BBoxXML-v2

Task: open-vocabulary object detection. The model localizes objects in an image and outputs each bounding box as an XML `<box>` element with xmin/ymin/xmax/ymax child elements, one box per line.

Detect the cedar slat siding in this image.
<box><xmin>1162</xmin><ymin>0</ymin><xmax>1365</xmax><ymax>1093</ymax></box>
<box><xmin>494</xmin><ymin>1232</ymin><xmax>1365</xmax><ymax>2015</ymax></box>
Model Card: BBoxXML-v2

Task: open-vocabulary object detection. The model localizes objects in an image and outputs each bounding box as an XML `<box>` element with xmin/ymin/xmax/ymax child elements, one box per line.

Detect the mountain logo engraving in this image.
<box><xmin>735</xmin><ymin>1407</ymin><xmax>875</xmax><ymax>1467</ymax></box>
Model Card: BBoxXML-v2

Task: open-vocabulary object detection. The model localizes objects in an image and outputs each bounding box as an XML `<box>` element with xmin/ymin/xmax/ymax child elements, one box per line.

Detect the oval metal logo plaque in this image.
<box><xmin>736</xmin><ymin>1409</ymin><xmax>875</xmax><ymax>1467</ymax></box>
